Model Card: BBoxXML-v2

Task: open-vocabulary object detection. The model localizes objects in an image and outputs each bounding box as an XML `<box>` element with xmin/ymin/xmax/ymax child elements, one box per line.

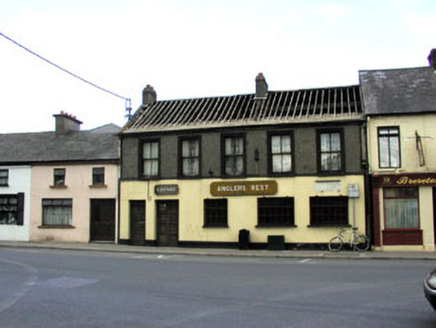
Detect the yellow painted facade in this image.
<box><xmin>367</xmin><ymin>114</ymin><xmax>436</xmax><ymax>251</ymax></box>
<box><xmin>367</xmin><ymin>115</ymin><xmax>436</xmax><ymax>174</ymax></box>
<box><xmin>120</xmin><ymin>175</ymin><xmax>366</xmax><ymax>245</ymax></box>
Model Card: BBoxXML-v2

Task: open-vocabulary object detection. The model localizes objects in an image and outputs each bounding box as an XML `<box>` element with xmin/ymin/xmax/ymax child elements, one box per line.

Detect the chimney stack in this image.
<box><xmin>255</xmin><ymin>73</ymin><xmax>268</xmax><ymax>99</ymax></box>
<box><xmin>53</xmin><ymin>112</ymin><xmax>82</xmax><ymax>135</ymax></box>
<box><xmin>428</xmin><ymin>49</ymin><xmax>436</xmax><ymax>70</ymax></box>
<box><xmin>142</xmin><ymin>85</ymin><xmax>157</xmax><ymax>105</ymax></box>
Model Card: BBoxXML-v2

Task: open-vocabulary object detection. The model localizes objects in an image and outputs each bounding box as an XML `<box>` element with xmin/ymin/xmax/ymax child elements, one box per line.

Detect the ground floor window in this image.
<box><xmin>384</xmin><ymin>188</ymin><xmax>419</xmax><ymax>229</ymax></box>
<box><xmin>310</xmin><ymin>196</ymin><xmax>348</xmax><ymax>226</ymax></box>
<box><xmin>42</xmin><ymin>199</ymin><xmax>72</xmax><ymax>226</ymax></box>
<box><xmin>0</xmin><ymin>194</ymin><xmax>24</xmax><ymax>225</ymax></box>
<box><xmin>257</xmin><ymin>197</ymin><xmax>295</xmax><ymax>227</ymax></box>
<box><xmin>204</xmin><ymin>199</ymin><xmax>228</xmax><ymax>227</ymax></box>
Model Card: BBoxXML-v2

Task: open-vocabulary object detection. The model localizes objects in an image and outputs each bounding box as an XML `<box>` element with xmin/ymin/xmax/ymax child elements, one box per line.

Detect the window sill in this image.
<box><xmin>0</xmin><ymin>184</ymin><xmax>9</xmax><ymax>187</ymax></box>
<box><xmin>317</xmin><ymin>172</ymin><xmax>346</xmax><ymax>177</ymax></box>
<box><xmin>50</xmin><ymin>185</ymin><xmax>67</xmax><ymax>189</ymax></box>
<box><xmin>307</xmin><ymin>224</ymin><xmax>351</xmax><ymax>228</ymax></box>
<box><xmin>203</xmin><ymin>225</ymin><xmax>229</xmax><ymax>229</ymax></box>
<box><xmin>256</xmin><ymin>225</ymin><xmax>297</xmax><ymax>228</ymax></box>
<box><xmin>38</xmin><ymin>225</ymin><xmax>75</xmax><ymax>229</ymax></box>
<box><xmin>89</xmin><ymin>184</ymin><xmax>107</xmax><ymax>189</ymax></box>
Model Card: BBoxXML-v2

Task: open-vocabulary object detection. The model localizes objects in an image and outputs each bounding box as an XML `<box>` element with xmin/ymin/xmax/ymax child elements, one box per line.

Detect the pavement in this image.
<box><xmin>1</xmin><ymin>241</ymin><xmax>436</xmax><ymax>261</ymax></box>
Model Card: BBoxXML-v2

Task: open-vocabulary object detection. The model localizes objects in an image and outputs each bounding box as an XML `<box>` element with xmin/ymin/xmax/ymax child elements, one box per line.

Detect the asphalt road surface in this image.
<box><xmin>0</xmin><ymin>248</ymin><xmax>435</xmax><ymax>328</ymax></box>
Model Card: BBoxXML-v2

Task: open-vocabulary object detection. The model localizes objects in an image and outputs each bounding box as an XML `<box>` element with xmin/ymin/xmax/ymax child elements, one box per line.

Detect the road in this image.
<box><xmin>0</xmin><ymin>248</ymin><xmax>435</xmax><ymax>328</ymax></box>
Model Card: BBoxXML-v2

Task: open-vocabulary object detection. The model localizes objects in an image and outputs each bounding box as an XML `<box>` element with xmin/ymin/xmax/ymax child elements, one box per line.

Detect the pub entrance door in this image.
<box><xmin>156</xmin><ymin>200</ymin><xmax>179</xmax><ymax>247</ymax></box>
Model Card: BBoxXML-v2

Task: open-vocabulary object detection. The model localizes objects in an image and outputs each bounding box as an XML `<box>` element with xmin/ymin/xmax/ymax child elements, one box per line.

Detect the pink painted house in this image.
<box><xmin>0</xmin><ymin>113</ymin><xmax>120</xmax><ymax>243</ymax></box>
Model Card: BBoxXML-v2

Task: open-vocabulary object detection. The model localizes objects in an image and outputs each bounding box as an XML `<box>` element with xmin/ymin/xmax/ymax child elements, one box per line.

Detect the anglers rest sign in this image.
<box><xmin>210</xmin><ymin>180</ymin><xmax>278</xmax><ymax>197</ymax></box>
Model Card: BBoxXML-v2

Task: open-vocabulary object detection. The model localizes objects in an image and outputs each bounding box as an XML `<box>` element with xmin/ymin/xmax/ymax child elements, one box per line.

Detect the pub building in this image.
<box><xmin>360</xmin><ymin>49</ymin><xmax>436</xmax><ymax>251</ymax></box>
<box><xmin>118</xmin><ymin>74</ymin><xmax>367</xmax><ymax>249</ymax></box>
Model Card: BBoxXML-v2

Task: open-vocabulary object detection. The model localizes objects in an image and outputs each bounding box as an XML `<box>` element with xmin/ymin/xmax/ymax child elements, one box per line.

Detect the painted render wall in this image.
<box><xmin>0</xmin><ymin>166</ymin><xmax>31</xmax><ymax>241</ymax></box>
<box><xmin>30</xmin><ymin>164</ymin><xmax>118</xmax><ymax>242</ymax></box>
<box><xmin>367</xmin><ymin>115</ymin><xmax>436</xmax><ymax>174</ymax></box>
<box><xmin>119</xmin><ymin>175</ymin><xmax>366</xmax><ymax>245</ymax></box>
<box><xmin>368</xmin><ymin>115</ymin><xmax>436</xmax><ymax>251</ymax></box>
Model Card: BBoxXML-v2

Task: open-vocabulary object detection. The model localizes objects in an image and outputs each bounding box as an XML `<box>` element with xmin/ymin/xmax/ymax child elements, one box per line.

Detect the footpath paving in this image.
<box><xmin>1</xmin><ymin>241</ymin><xmax>436</xmax><ymax>261</ymax></box>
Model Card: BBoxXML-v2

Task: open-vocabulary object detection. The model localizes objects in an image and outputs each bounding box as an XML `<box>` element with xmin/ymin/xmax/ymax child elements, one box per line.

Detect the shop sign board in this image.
<box><xmin>210</xmin><ymin>180</ymin><xmax>278</xmax><ymax>197</ymax></box>
<box><xmin>155</xmin><ymin>184</ymin><xmax>179</xmax><ymax>195</ymax></box>
<box><xmin>314</xmin><ymin>180</ymin><xmax>341</xmax><ymax>192</ymax></box>
<box><xmin>373</xmin><ymin>173</ymin><xmax>436</xmax><ymax>188</ymax></box>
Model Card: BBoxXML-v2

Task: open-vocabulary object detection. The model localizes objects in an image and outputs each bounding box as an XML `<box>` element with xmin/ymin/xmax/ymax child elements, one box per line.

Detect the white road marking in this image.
<box><xmin>0</xmin><ymin>258</ymin><xmax>38</xmax><ymax>313</ymax></box>
<box><xmin>300</xmin><ymin>259</ymin><xmax>312</xmax><ymax>263</ymax></box>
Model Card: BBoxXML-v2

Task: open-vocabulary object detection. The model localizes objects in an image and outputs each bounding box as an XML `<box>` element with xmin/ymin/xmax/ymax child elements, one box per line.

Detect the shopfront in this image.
<box><xmin>372</xmin><ymin>173</ymin><xmax>436</xmax><ymax>251</ymax></box>
<box><xmin>119</xmin><ymin>175</ymin><xmax>366</xmax><ymax>249</ymax></box>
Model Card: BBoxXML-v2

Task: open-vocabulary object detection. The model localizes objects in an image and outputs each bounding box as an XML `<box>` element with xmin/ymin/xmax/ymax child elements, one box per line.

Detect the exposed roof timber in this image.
<box><xmin>124</xmin><ymin>85</ymin><xmax>362</xmax><ymax>132</ymax></box>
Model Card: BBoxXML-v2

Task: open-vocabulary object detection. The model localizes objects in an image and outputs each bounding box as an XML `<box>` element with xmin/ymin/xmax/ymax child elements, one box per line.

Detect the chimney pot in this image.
<box><xmin>142</xmin><ymin>85</ymin><xmax>157</xmax><ymax>105</ymax></box>
<box><xmin>255</xmin><ymin>73</ymin><xmax>268</xmax><ymax>99</ymax></box>
<box><xmin>53</xmin><ymin>112</ymin><xmax>83</xmax><ymax>135</ymax></box>
<box><xmin>428</xmin><ymin>49</ymin><xmax>436</xmax><ymax>70</ymax></box>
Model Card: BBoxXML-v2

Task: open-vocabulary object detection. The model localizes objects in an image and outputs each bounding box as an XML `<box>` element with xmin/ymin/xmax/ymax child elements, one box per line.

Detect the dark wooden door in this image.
<box><xmin>130</xmin><ymin>200</ymin><xmax>146</xmax><ymax>246</ymax></box>
<box><xmin>90</xmin><ymin>199</ymin><xmax>116</xmax><ymax>242</ymax></box>
<box><xmin>156</xmin><ymin>201</ymin><xmax>179</xmax><ymax>247</ymax></box>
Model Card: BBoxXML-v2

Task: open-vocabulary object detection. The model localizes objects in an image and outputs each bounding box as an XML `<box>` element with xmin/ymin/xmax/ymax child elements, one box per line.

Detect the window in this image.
<box><xmin>53</xmin><ymin>168</ymin><xmax>66</xmax><ymax>186</ymax></box>
<box><xmin>92</xmin><ymin>167</ymin><xmax>105</xmax><ymax>185</ymax></box>
<box><xmin>180</xmin><ymin>138</ymin><xmax>200</xmax><ymax>177</ymax></box>
<box><xmin>0</xmin><ymin>170</ymin><xmax>9</xmax><ymax>186</ymax></box>
<box><xmin>222</xmin><ymin>135</ymin><xmax>245</xmax><ymax>176</ymax></box>
<box><xmin>384</xmin><ymin>188</ymin><xmax>419</xmax><ymax>229</ymax></box>
<box><xmin>42</xmin><ymin>199</ymin><xmax>72</xmax><ymax>226</ymax></box>
<box><xmin>0</xmin><ymin>193</ymin><xmax>24</xmax><ymax>225</ymax></box>
<box><xmin>257</xmin><ymin>197</ymin><xmax>295</xmax><ymax>227</ymax></box>
<box><xmin>269</xmin><ymin>133</ymin><xmax>293</xmax><ymax>174</ymax></box>
<box><xmin>378</xmin><ymin>127</ymin><xmax>400</xmax><ymax>168</ymax></box>
<box><xmin>310</xmin><ymin>196</ymin><xmax>348</xmax><ymax>226</ymax></box>
<box><xmin>318</xmin><ymin>131</ymin><xmax>343</xmax><ymax>174</ymax></box>
<box><xmin>204</xmin><ymin>199</ymin><xmax>228</xmax><ymax>227</ymax></box>
<box><xmin>142</xmin><ymin>141</ymin><xmax>159</xmax><ymax>177</ymax></box>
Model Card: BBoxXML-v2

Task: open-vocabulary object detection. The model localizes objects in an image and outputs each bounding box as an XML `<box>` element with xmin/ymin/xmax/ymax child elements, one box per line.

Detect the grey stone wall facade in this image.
<box><xmin>120</xmin><ymin>122</ymin><xmax>364</xmax><ymax>180</ymax></box>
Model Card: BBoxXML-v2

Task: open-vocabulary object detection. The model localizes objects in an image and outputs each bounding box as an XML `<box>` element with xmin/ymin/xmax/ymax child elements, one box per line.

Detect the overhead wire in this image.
<box><xmin>0</xmin><ymin>31</ymin><xmax>131</xmax><ymax>112</ymax></box>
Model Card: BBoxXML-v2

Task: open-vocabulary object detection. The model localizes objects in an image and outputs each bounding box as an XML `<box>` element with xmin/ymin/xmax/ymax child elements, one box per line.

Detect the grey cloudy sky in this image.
<box><xmin>1</xmin><ymin>0</ymin><xmax>435</xmax><ymax>133</ymax></box>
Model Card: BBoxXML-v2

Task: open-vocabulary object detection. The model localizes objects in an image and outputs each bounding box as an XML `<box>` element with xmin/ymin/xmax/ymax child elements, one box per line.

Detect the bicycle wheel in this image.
<box><xmin>328</xmin><ymin>236</ymin><xmax>343</xmax><ymax>252</ymax></box>
<box><xmin>353</xmin><ymin>234</ymin><xmax>370</xmax><ymax>252</ymax></box>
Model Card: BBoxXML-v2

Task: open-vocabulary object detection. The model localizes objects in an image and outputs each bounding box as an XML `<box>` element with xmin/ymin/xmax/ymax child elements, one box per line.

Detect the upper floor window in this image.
<box><xmin>378</xmin><ymin>127</ymin><xmax>400</xmax><ymax>168</ymax></box>
<box><xmin>269</xmin><ymin>133</ymin><xmax>293</xmax><ymax>175</ymax></box>
<box><xmin>92</xmin><ymin>167</ymin><xmax>105</xmax><ymax>185</ymax></box>
<box><xmin>142</xmin><ymin>140</ymin><xmax>159</xmax><ymax>177</ymax></box>
<box><xmin>53</xmin><ymin>168</ymin><xmax>66</xmax><ymax>186</ymax></box>
<box><xmin>222</xmin><ymin>135</ymin><xmax>245</xmax><ymax>177</ymax></box>
<box><xmin>180</xmin><ymin>138</ymin><xmax>200</xmax><ymax>177</ymax></box>
<box><xmin>0</xmin><ymin>169</ymin><xmax>9</xmax><ymax>186</ymax></box>
<box><xmin>318</xmin><ymin>130</ymin><xmax>343</xmax><ymax>174</ymax></box>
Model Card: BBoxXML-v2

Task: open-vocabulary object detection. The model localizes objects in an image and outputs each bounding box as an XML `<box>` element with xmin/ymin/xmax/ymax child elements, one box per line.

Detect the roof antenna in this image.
<box><xmin>125</xmin><ymin>98</ymin><xmax>132</xmax><ymax>120</ymax></box>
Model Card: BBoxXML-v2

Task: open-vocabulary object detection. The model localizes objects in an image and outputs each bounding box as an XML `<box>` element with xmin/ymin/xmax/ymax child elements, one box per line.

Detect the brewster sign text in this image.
<box><xmin>210</xmin><ymin>181</ymin><xmax>278</xmax><ymax>197</ymax></box>
<box><xmin>373</xmin><ymin>173</ymin><xmax>436</xmax><ymax>188</ymax></box>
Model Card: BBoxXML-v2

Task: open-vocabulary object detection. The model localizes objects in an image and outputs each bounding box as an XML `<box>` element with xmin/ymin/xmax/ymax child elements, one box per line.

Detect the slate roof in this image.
<box><xmin>0</xmin><ymin>127</ymin><xmax>120</xmax><ymax>165</ymax></box>
<box><xmin>123</xmin><ymin>85</ymin><xmax>363</xmax><ymax>133</ymax></box>
<box><xmin>359</xmin><ymin>66</ymin><xmax>436</xmax><ymax>115</ymax></box>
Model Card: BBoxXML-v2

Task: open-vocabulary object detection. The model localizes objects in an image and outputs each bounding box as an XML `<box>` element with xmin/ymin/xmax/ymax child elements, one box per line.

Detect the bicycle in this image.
<box><xmin>328</xmin><ymin>227</ymin><xmax>370</xmax><ymax>252</ymax></box>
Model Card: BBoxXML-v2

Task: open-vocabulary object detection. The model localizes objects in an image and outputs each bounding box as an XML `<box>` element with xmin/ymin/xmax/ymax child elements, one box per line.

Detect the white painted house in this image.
<box><xmin>0</xmin><ymin>165</ymin><xmax>31</xmax><ymax>241</ymax></box>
